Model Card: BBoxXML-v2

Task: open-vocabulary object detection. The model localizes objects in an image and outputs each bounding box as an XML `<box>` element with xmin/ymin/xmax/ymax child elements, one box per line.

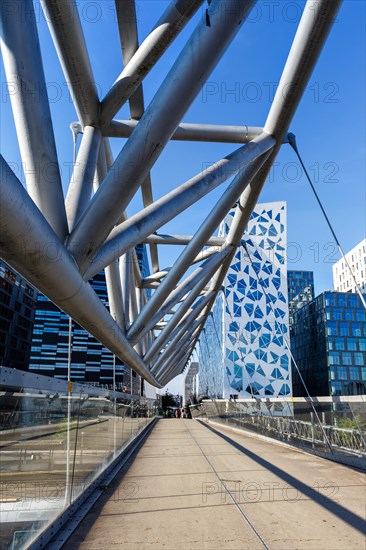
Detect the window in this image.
<box><xmin>361</xmin><ymin>368</ymin><xmax>366</xmax><ymax>381</ymax></box>
<box><xmin>356</xmin><ymin>310</ymin><xmax>365</xmax><ymax>322</ymax></box>
<box><xmin>333</xmin><ymin>308</ymin><xmax>342</xmax><ymax>320</ymax></box>
<box><xmin>344</xmin><ymin>309</ymin><xmax>354</xmax><ymax>321</ymax></box>
<box><xmin>337</xmin><ymin>366</ymin><xmax>347</xmax><ymax>380</ymax></box>
<box><xmin>329</xmin><ymin>366</ymin><xmax>335</xmax><ymax>380</ymax></box>
<box><xmin>340</xmin><ymin>322</ymin><xmax>349</xmax><ymax>336</ymax></box>
<box><xmin>331</xmin><ymin>381</ymin><xmax>342</xmax><ymax>396</ymax></box>
<box><xmin>342</xmin><ymin>352</ymin><xmax>352</xmax><ymax>365</ymax></box>
<box><xmin>354</xmin><ymin>353</ymin><xmax>364</xmax><ymax>366</ymax></box>
<box><xmin>349</xmin><ymin>367</ymin><xmax>359</xmax><ymax>381</ymax></box>
<box><xmin>347</xmin><ymin>338</ymin><xmax>357</xmax><ymax>351</ymax></box>
<box><xmin>337</xmin><ymin>295</ymin><xmax>346</xmax><ymax>307</ymax></box>
<box><xmin>327</xmin><ymin>321</ymin><xmax>337</xmax><ymax>336</ymax></box>
<box><xmin>328</xmin><ymin>352</ymin><xmax>339</xmax><ymax>365</ymax></box>
<box><xmin>335</xmin><ymin>337</ymin><xmax>344</xmax><ymax>351</ymax></box>
<box><xmin>351</xmin><ymin>323</ymin><xmax>361</xmax><ymax>337</ymax></box>
<box><xmin>349</xmin><ymin>295</ymin><xmax>358</xmax><ymax>307</ymax></box>
<box><xmin>359</xmin><ymin>339</ymin><xmax>366</xmax><ymax>352</ymax></box>
<box><xmin>325</xmin><ymin>293</ymin><xmax>336</xmax><ymax>306</ymax></box>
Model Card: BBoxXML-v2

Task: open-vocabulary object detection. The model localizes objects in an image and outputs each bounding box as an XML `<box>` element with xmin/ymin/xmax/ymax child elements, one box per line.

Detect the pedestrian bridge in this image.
<box><xmin>47</xmin><ymin>419</ymin><xmax>366</xmax><ymax>549</ymax></box>
<box><xmin>1</xmin><ymin>376</ymin><xmax>365</xmax><ymax>550</ymax></box>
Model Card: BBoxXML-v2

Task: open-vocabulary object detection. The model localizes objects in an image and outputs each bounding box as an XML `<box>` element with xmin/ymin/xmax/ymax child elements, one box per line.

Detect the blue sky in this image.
<box><xmin>1</xmin><ymin>1</ymin><xmax>365</xmax><ymax>394</ymax></box>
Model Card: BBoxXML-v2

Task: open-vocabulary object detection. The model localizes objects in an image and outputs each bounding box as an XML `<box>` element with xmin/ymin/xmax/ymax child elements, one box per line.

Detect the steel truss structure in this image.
<box><xmin>0</xmin><ymin>0</ymin><xmax>341</xmax><ymax>388</ymax></box>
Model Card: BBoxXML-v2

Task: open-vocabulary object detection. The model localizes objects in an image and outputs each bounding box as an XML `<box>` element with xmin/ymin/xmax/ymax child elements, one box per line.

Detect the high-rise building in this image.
<box><xmin>29</xmin><ymin>271</ymin><xmax>133</xmax><ymax>390</ymax></box>
<box><xmin>0</xmin><ymin>260</ymin><xmax>37</xmax><ymax>370</ymax></box>
<box><xmin>183</xmin><ymin>362</ymin><xmax>199</xmax><ymax>406</ymax></box>
<box><xmin>291</xmin><ymin>291</ymin><xmax>366</xmax><ymax>396</ymax></box>
<box><xmin>29</xmin><ymin>244</ymin><xmax>151</xmax><ymax>394</ymax></box>
<box><xmin>199</xmin><ymin>201</ymin><xmax>292</xmax><ymax>398</ymax></box>
<box><xmin>332</xmin><ymin>238</ymin><xmax>366</xmax><ymax>293</ymax></box>
<box><xmin>287</xmin><ymin>270</ymin><xmax>315</xmax><ymax>333</ymax></box>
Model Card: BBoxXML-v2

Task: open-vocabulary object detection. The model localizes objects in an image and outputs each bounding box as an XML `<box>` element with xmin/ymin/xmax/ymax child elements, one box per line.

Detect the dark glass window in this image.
<box><xmin>356</xmin><ymin>310</ymin><xmax>366</xmax><ymax>322</ymax></box>
<box><xmin>327</xmin><ymin>321</ymin><xmax>337</xmax><ymax>336</ymax></box>
<box><xmin>344</xmin><ymin>309</ymin><xmax>354</xmax><ymax>321</ymax></box>
<box><xmin>335</xmin><ymin>337</ymin><xmax>344</xmax><ymax>351</ymax></box>
<box><xmin>342</xmin><ymin>352</ymin><xmax>352</xmax><ymax>365</ymax></box>
<box><xmin>349</xmin><ymin>367</ymin><xmax>359</xmax><ymax>381</ymax></box>
<box><xmin>354</xmin><ymin>353</ymin><xmax>364</xmax><ymax>366</ymax></box>
<box><xmin>333</xmin><ymin>308</ymin><xmax>342</xmax><ymax>320</ymax></box>
<box><xmin>340</xmin><ymin>322</ymin><xmax>349</xmax><ymax>336</ymax></box>
<box><xmin>337</xmin><ymin>366</ymin><xmax>347</xmax><ymax>380</ymax></box>
<box><xmin>347</xmin><ymin>338</ymin><xmax>357</xmax><ymax>351</ymax></box>
<box><xmin>351</xmin><ymin>323</ymin><xmax>361</xmax><ymax>337</ymax></box>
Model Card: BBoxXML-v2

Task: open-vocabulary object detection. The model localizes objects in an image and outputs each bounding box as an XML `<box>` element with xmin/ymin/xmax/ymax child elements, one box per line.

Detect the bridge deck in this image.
<box><xmin>63</xmin><ymin>419</ymin><xmax>365</xmax><ymax>550</ymax></box>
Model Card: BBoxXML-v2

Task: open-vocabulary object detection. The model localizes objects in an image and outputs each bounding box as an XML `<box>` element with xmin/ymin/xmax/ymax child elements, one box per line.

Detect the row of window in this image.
<box><xmin>328</xmin><ymin>337</ymin><xmax>366</xmax><ymax>352</ymax></box>
<box><xmin>329</xmin><ymin>366</ymin><xmax>366</xmax><ymax>381</ymax></box>
<box><xmin>328</xmin><ymin>351</ymin><xmax>364</xmax><ymax>366</ymax></box>
<box><xmin>325</xmin><ymin>307</ymin><xmax>365</xmax><ymax>322</ymax></box>
<box><xmin>327</xmin><ymin>321</ymin><xmax>365</xmax><ymax>337</ymax></box>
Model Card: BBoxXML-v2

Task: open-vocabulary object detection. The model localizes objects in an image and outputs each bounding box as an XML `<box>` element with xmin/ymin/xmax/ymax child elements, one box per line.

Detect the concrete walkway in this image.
<box><xmin>63</xmin><ymin>419</ymin><xmax>366</xmax><ymax>550</ymax></box>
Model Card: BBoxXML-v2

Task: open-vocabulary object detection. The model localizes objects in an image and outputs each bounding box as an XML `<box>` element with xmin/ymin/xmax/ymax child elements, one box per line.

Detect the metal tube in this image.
<box><xmin>159</xmin><ymin>333</ymin><xmax>200</xmax><ymax>383</ymax></box>
<box><xmin>127</xmin><ymin>134</ymin><xmax>274</xmax><ymax>341</ymax></box>
<box><xmin>130</xmin><ymin>246</ymin><xmax>232</xmax><ymax>342</ymax></box>
<box><xmin>65</xmin><ymin>126</ymin><xmax>102</xmax><ymax>232</ymax></box>
<box><xmin>155</xmin><ymin>328</ymin><xmax>197</xmax><ymax>379</ymax></box>
<box><xmin>144</xmin><ymin>281</ymin><xmax>213</xmax><ymax>364</ymax></box>
<box><xmin>1</xmin><ymin>0</ymin><xmax>68</xmax><ymax>241</ymax></box>
<box><xmin>0</xmin><ymin>156</ymin><xmax>161</xmax><ymax>387</ymax></box>
<box><xmin>228</xmin><ymin>0</ymin><xmax>342</xmax><ymax>249</ymax></box>
<box><xmin>101</xmin><ymin>0</ymin><xmax>204</xmax><ymax>125</ymax></box>
<box><xmin>84</xmin><ymin>132</ymin><xmax>272</xmax><ymax>280</ymax></box>
<box><xmin>114</xmin><ymin>0</ymin><xmax>160</xmax><ymax>273</ymax></box>
<box><xmin>143</xmin><ymin>234</ymin><xmax>226</xmax><ymax>246</ymax></box>
<box><xmin>67</xmin><ymin>0</ymin><xmax>256</xmax><ymax>272</ymax></box>
<box><xmin>120</xmin><ymin>252</ymin><xmax>131</xmax><ymax>330</ymax></box>
<box><xmin>105</xmin><ymin>260</ymin><xmax>125</xmax><ymax>331</ymax></box>
<box><xmin>148</xmin><ymin>291</ymin><xmax>212</xmax><ymax>367</ymax></box>
<box><xmin>105</xmin><ymin>120</ymin><xmax>264</xmax><ymax>143</ymax></box>
<box><xmin>40</xmin><ymin>0</ymin><xmax>100</xmax><ymax>126</ymax></box>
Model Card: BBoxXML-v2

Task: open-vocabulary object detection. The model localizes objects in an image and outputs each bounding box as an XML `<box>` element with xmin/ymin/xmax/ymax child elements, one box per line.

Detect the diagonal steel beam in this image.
<box><xmin>127</xmin><ymin>135</ymin><xmax>274</xmax><ymax>342</ymax></box>
<box><xmin>0</xmin><ymin>156</ymin><xmax>161</xmax><ymax>387</ymax></box>
<box><xmin>102</xmin><ymin>0</ymin><xmax>204</xmax><ymax>125</ymax></box>
<box><xmin>67</xmin><ymin>0</ymin><xmax>256</xmax><ymax>273</ymax></box>
<box><xmin>65</xmin><ymin>126</ymin><xmax>102</xmax><ymax>232</ymax></box>
<box><xmin>132</xmin><ymin>246</ymin><xmax>232</xmax><ymax>343</ymax></box>
<box><xmin>183</xmin><ymin>0</ymin><xmax>343</xmax><ymax>372</ymax></box>
<box><xmin>1</xmin><ymin>0</ymin><xmax>68</xmax><ymax>241</ymax></box>
<box><xmin>114</xmin><ymin>0</ymin><xmax>160</xmax><ymax>273</ymax></box>
<box><xmin>41</xmin><ymin>0</ymin><xmax>100</xmax><ymax>127</ymax></box>
<box><xmin>84</xmin><ymin>134</ymin><xmax>271</xmax><ymax>280</ymax></box>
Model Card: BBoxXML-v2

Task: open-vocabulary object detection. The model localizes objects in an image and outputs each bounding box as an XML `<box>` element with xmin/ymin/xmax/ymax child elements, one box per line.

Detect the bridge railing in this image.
<box><xmin>0</xmin><ymin>367</ymin><xmax>159</xmax><ymax>550</ymax></box>
<box><xmin>190</xmin><ymin>396</ymin><xmax>366</xmax><ymax>470</ymax></box>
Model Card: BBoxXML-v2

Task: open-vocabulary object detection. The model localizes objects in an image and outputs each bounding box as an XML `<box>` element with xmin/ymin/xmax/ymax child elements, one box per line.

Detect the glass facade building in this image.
<box><xmin>291</xmin><ymin>292</ymin><xmax>366</xmax><ymax>396</ymax></box>
<box><xmin>199</xmin><ymin>202</ymin><xmax>292</xmax><ymax>398</ymax></box>
<box><xmin>0</xmin><ymin>260</ymin><xmax>37</xmax><ymax>369</ymax></box>
<box><xmin>287</xmin><ymin>270</ymin><xmax>315</xmax><ymax>334</ymax></box>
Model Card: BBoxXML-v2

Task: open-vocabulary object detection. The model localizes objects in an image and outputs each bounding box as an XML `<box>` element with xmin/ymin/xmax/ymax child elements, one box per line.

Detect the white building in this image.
<box><xmin>199</xmin><ymin>201</ymin><xmax>292</xmax><ymax>398</ymax></box>
<box><xmin>332</xmin><ymin>238</ymin><xmax>366</xmax><ymax>294</ymax></box>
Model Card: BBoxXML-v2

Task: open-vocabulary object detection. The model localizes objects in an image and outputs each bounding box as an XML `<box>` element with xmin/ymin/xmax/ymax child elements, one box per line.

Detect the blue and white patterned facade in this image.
<box><xmin>199</xmin><ymin>201</ymin><xmax>292</xmax><ymax>398</ymax></box>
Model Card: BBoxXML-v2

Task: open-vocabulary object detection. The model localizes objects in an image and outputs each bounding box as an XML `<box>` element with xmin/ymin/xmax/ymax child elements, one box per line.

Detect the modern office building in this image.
<box><xmin>291</xmin><ymin>291</ymin><xmax>366</xmax><ymax>396</ymax></box>
<box><xmin>183</xmin><ymin>362</ymin><xmax>199</xmax><ymax>406</ymax></box>
<box><xmin>29</xmin><ymin>271</ymin><xmax>134</xmax><ymax>390</ymax></box>
<box><xmin>332</xmin><ymin>238</ymin><xmax>366</xmax><ymax>293</ymax></box>
<box><xmin>199</xmin><ymin>201</ymin><xmax>292</xmax><ymax>398</ymax></box>
<box><xmin>0</xmin><ymin>260</ymin><xmax>37</xmax><ymax>370</ymax></box>
<box><xmin>287</xmin><ymin>270</ymin><xmax>315</xmax><ymax>333</ymax></box>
